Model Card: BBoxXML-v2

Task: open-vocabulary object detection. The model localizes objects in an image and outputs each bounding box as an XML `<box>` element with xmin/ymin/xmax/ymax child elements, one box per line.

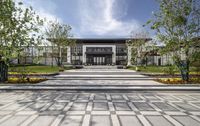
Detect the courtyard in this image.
<box><xmin>0</xmin><ymin>68</ymin><xmax>200</xmax><ymax>126</ymax></box>
<box><xmin>0</xmin><ymin>91</ymin><xmax>200</xmax><ymax>126</ymax></box>
<box><xmin>0</xmin><ymin>0</ymin><xmax>200</xmax><ymax>126</ymax></box>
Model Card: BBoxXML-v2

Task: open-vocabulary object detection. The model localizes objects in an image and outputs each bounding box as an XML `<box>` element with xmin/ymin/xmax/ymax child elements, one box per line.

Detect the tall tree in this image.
<box><xmin>0</xmin><ymin>0</ymin><xmax>43</xmax><ymax>81</ymax></box>
<box><xmin>0</xmin><ymin>0</ymin><xmax>43</xmax><ymax>63</ymax></box>
<box><xmin>147</xmin><ymin>0</ymin><xmax>200</xmax><ymax>82</ymax></box>
<box><xmin>45</xmin><ymin>21</ymin><xmax>75</xmax><ymax>66</ymax></box>
<box><xmin>128</xmin><ymin>30</ymin><xmax>150</xmax><ymax>66</ymax></box>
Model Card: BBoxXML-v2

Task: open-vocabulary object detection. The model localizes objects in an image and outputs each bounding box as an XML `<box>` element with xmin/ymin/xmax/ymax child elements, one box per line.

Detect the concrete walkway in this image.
<box><xmin>43</xmin><ymin>69</ymin><xmax>162</xmax><ymax>86</ymax></box>
<box><xmin>0</xmin><ymin>91</ymin><xmax>200</xmax><ymax>126</ymax></box>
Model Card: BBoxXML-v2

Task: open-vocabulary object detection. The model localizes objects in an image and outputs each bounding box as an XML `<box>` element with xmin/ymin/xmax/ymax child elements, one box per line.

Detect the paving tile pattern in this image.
<box><xmin>0</xmin><ymin>91</ymin><xmax>200</xmax><ymax>126</ymax></box>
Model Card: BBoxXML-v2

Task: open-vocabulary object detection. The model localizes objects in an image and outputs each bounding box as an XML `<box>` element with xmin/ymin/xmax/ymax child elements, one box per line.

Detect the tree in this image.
<box><xmin>147</xmin><ymin>0</ymin><xmax>200</xmax><ymax>82</ymax></box>
<box><xmin>45</xmin><ymin>21</ymin><xmax>75</xmax><ymax>66</ymax></box>
<box><xmin>0</xmin><ymin>0</ymin><xmax>43</xmax><ymax>81</ymax></box>
<box><xmin>0</xmin><ymin>0</ymin><xmax>43</xmax><ymax>63</ymax></box>
<box><xmin>127</xmin><ymin>30</ymin><xmax>150</xmax><ymax>66</ymax></box>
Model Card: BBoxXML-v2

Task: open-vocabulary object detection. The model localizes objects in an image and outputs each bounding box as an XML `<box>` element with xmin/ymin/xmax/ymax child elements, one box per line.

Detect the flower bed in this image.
<box><xmin>7</xmin><ymin>77</ymin><xmax>47</xmax><ymax>84</ymax></box>
<box><xmin>8</xmin><ymin>72</ymin><xmax>59</xmax><ymax>76</ymax></box>
<box><xmin>156</xmin><ymin>78</ymin><xmax>200</xmax><ymax>84</ymax></box>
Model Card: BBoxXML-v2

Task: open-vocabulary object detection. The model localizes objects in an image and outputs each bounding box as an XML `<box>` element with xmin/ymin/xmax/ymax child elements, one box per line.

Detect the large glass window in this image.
<box><xmin>71</xmin><ymin>46</ymin><xmax>83</xmax><ymax>65</ymax></box>
<box><xmin>116</xmin><ymin>45</ymin><xmax>127</xmax><ymax>65</ymax></box>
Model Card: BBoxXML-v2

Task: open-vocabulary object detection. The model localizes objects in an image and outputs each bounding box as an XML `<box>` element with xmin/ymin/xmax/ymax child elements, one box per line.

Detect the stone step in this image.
<box><xmin>49</xmin><ymin>78</ymin><xmax>154</xmax><ymax>80</ymax></box>
<box><xmin>55</xmin><ymin>75</ymin><xmax>148</xmax><ymax>78</ymax></box>
<box><xmin>0</xmin><ymin>85</ymin><xmax>200</xmax><ymax>91</ymax></box>
<box><xmin>83</xmin><ymin>65</ymin><xmax>118</xmax><ymax>69</ymax></box>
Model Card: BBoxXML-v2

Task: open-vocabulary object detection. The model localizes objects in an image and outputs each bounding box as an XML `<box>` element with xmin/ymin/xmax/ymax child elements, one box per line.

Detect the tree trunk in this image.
<box><xmin>185</xmin><ymin>47</ymin><xmax>190</xmax><ymax>83</ymax></box>
<box><xmin>185</xmin><ymin>59</ymin><xmax>190</xmax><ymax>82</ymax></box>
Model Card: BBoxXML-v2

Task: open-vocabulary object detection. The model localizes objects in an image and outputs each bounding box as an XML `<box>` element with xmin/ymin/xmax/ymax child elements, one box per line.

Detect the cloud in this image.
<box><xmin>15</xmin><ymin>0</ymin><xmax>63</xmax><ymax>45</ymax></box>
<box><xmin>14</xmin><ymin>0</ymin><xmax>142</xmax><ymax>38</ymax></box>
<box><xmin>22</xmin><ymin>0</ymin><xmax>62</xmax><ymax>23</ymax></box>
<box><xmin>78</xmin><ymin>0</ymin><xmax>141</xmax><ymax>37</ymax></box>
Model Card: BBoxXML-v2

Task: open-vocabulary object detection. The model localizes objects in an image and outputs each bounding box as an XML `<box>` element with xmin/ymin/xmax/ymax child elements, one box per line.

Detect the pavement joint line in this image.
<box><xmin>127</xmin><ymin>102</ymin><xmax>139</xmax><ymax>111</ymax></box>
<box><xmin>82</xmin><ymin>114</ymin><xmax>91</xmax><ymax>126</ymax></box>
<box><xmin>106</xmin><ymin>94</ymin><xmax>112</xmax><ymax>101</ymax></box>
<box><xmin>16</xmin><ymin>102</ymin><xmax>34</xmax><ymax>112</ymax></box>
<box><xmin>89</xmin><ymin>94</ymin><xmax>95</xmax><ymax>100</ymax></box>
<box><xmin>111</xmin><ymin>114</ymin><xmax>120</xmax><ymax>126</ymax></box>
<box><xmin>190</xmin><ymin>102</ymin><xmax>200</xmax><ymax>109</ymax></box>
<box><xmin>148</xmin><ymin>103</ymin><xmax>162</xmax><ymax>112</ymax></box>
<box><xmin>190</xmin><ymin>115</ymin><xmax>200</xmax><ymax>122</ymax></box>
<box><xmin>20</xmin><ymin>114</ymin><xmax>38</xmax><ymax>126</ymax></box>
<box><xmin>50</xmin><ymin>114</ymin><xmax>65</xmax><ymax>126</ymax></box>
<box><xmin>140</xmin><ymin>111</ymin><xmax>161</xmax><ymax>115</ymax></box>
<box><xmin>122</xmin><ymin>95</ymin><xmax>129</xmax><ymax>101</ymax></box>
<box><xmin>0</xmin><ymin>102</ymin><xmax>16</xmax><ymax>110</ymax></box>
<box><xmin>0</xmin><ymin>115</ymin><xmax>13</xmax><ymax>124</ymax></box>
<box><xmin>108</xmin><ymin>102</ymin><xmax>115</xmax><ymax>111</ymax></box>
<box><xmin>91</xmin><ymin>111</ymin><xmax>110</xmax><ymax>115</ymax></box>
<box><xmin>72</xmin><ymin>94</ymin><xmax>79</xmax><ymax>100</ymax></box>
<box><xmin>163</xmin><ymin>115</ymin><xmax>183</xmax><ymax>126</ymax></box>
<box><xmin>137</xmin><ymin>115</ymin><xmax>151</xmax><ymax>126</ymax></box>
<box><xmin>40</xmin><ymin>102</ymin><xmax>52</xmax><ymax>111</ymax></box>
<box><xmin>115</xmin><ymin>111</ymin><xmax>136</xmax><ymax>115</ymax></box>
<box><xmin>63</xmin><ymin>102</ymin><xmax>73</xmax><ymax>111</ymax></box>
<box><xmin>86</xmin><ymin>102</ymin><xmax>92</xmax><ymax>111</ymax></box>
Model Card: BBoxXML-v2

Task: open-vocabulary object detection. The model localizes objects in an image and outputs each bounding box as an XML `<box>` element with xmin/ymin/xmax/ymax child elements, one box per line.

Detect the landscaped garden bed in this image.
<box><xmin>5</xmin><ymin>65</ymin><xmax>64</xmax><ymax>84</ymax></box>
<box><xmin>9</xmin><ymin>65</ymin><xmax>61</xmax><ymax>73</ymax></box>
<box><xmin>8</xmin><ymin>64</ymin><xmax>73</xmax><ymax>77</ymax></box>
<box><xmin>6</xmin><ymin>77</ymin><xmax>47</xmax><ymax>84</ymax></box>
<box><xmin>155</xmin><ymin>78</ymin><xmax>200</xmax><ymax>84</ymax></box>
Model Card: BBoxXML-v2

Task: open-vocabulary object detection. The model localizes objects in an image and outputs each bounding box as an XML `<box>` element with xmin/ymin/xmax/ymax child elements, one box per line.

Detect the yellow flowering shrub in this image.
<box><xmin>7</xmin><ymin>78</ymin><xmax>47</xmax><ymax>84</ymax></box>
<box><xmin>156</xmin><ymin>78</ymin><xmax>200</xmax><ymax>84</ymax></box>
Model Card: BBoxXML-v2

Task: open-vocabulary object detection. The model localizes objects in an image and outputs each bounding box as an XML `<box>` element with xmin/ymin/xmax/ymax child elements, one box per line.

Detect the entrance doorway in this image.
<box><xmin>86</xmin><ymin>54</ymin><xmax>112</xmax><ymax>65</ymax></box>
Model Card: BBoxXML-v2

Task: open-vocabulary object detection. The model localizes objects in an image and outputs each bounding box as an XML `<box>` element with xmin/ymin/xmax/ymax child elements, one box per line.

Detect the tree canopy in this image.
<box><xmin>147</xmin><ymin>0</ymin><xmax>200</xmax><ymax>81</ymax></box>
<box><xmin>45</xmin><ymin>21</ymin><xmax>75</xmax><ymax>66</ymax></box>
<box><xmin>0</xmin><ymin>0</ymin><xmax>43</xmax><ymax>64</ymax></box>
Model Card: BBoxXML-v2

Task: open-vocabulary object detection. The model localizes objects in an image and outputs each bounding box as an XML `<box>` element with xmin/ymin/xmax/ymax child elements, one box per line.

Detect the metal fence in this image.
<box><xmin>0</xmin><ymin>61</ymin><xmax>8</xmax><ymax>82</ymax></box>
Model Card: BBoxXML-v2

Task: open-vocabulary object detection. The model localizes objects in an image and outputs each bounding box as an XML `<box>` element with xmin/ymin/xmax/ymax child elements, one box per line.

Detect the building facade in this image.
<box><xmin>68</xmin><ymin>38</ymin><xmax>132</xmax><ymax>66</ymax></box>
<box><xmin>12</xmin><ymin>38</ymin><xmax>179</xmax><ymax>66</ymax></box>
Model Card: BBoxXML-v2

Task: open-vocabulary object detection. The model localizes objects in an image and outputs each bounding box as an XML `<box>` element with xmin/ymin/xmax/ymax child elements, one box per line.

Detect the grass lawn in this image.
<box><xmin>9</xmin><ymin>65</ymin><xmax>60</xmax><ymax>74</ymax></box>
<box><xmin>128</xmin><ymin>66</ymin><xmax>200</xmax><ymax>74</ymax></box>
<box><xmin>128</xmin><ymin>66</ymin><xmax>171</xmax><ymax>73</ymax></box>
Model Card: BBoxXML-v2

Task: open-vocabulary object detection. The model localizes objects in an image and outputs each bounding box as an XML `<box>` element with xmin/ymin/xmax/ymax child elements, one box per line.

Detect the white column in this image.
<box><xmin>82</xmin><ymin>45</ymin><xmax>86</xmax><ymax>65</ymax></box>
<box><xmin>112</xmin><ymin>45</ymin><xmax>116</xmax><ymax>65</ymax></box>
<box><xmin>67</xmin><ymin>46</ymin><xmax>71</xmax><ymax>64</ymax></box>
<box><xmin>127</xmin><ymin>46</ymin><xmax>132</xmax><ymax>66</ymax></box>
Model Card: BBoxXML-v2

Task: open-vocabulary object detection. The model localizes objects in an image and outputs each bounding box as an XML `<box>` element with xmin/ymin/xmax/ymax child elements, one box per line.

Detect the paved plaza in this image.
<box><xmin>0</xmin><ymin>91</ymin><xmax>200</xmax><ymax>126</ymax></box>
<box><xmin>0</xmin><ymin>68</ymin><xmax>200</xmax><ymax>125</ymax></box>
<box><xmin>39</xmin><ymin>69</ymin><xmax>162</xmax><ymax>86</ymax></box>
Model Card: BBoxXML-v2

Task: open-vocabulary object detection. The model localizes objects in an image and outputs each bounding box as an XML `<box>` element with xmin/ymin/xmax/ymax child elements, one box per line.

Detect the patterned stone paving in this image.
<box><xmin>0</xmin><ymin>91</ymin><xmax>200</xmax><ymax>126</ymax></box>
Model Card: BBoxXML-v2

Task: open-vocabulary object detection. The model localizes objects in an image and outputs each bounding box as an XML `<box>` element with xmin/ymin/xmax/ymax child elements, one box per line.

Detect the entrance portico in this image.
<box><xmin>67</xmin><ymin>38</ymin><xmax>151</xmax><ymax>66</ymax></box>
<box><xmin>83</xmin><ymin>45</ymin><xmax>116</xmax><ymax>65</ymax></box>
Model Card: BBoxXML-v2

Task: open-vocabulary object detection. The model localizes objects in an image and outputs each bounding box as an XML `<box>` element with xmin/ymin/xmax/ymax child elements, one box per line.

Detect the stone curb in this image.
<box><xmin>0</xmin><ymin>85</ymin><xmax>200</xmax><ymax>91</ymax></box>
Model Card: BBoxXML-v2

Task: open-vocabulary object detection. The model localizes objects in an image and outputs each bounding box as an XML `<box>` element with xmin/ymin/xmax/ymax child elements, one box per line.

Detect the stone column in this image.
<box><xmin>67</xmin><ymin>46</ymin><xmax>71</xmax><ymax>64</ymax></box>
<box><xmin>82</xmin><ymin>45</ymin><xmax>86</xmax><ymax>65</ymax></box>
<box><xmin>127</xmin><ymin>46</ymin><xmax>132</xmax><ymax>66</ymax></box>
<box><xmin>112</xmin><ymin>45</ymin><xmax>116</xmax><ymax>65</ymax></box>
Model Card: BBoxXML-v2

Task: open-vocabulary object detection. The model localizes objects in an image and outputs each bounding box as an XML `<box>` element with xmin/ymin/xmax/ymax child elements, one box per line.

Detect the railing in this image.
<box><xmin>0</xmin><ymin>61</ymin><xmax>8</xmax><ymax>82</ymax></box>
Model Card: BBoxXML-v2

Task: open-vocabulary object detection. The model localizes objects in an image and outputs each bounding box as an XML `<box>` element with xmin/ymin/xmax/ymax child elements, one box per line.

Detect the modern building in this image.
<box><xmin>12</xmin><ymin>38</ymin><xmax>177</xmax><ymax>66</ymax></box>
<box><xmin>67</xmin><ymin>38</ymin><xmax>150</xmax><ymax>66</ymax></box>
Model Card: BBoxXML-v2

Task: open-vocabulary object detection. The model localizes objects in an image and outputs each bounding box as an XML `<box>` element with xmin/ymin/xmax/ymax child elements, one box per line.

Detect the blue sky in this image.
<box><xmin>22</xmin><ymin>0</ymin><xmax>159</xmax><ymax>38</ymax></box>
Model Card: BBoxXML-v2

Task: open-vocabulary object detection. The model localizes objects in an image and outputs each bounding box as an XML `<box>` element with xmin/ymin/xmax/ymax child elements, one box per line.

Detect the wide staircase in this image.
<box><xmin>34</xmin><ymin>68</ymin><xmax>163</xmax><ymax>90</ymax></box>
<box><xmin>83</xmin><ymin>65</ymin><xmax>117</xmax><ymax>69</ymax></box>
<box><xmin>2</xmin><ymin>67</ymin><xmax>200</xmax><ymax>91</ymax></box>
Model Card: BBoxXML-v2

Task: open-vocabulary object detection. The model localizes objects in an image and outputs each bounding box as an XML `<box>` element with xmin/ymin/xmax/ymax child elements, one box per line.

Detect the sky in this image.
<box><xmin>22</xmin><ymin>0</ymin><xmax>159</xmax><ymax>38</ymax></box>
